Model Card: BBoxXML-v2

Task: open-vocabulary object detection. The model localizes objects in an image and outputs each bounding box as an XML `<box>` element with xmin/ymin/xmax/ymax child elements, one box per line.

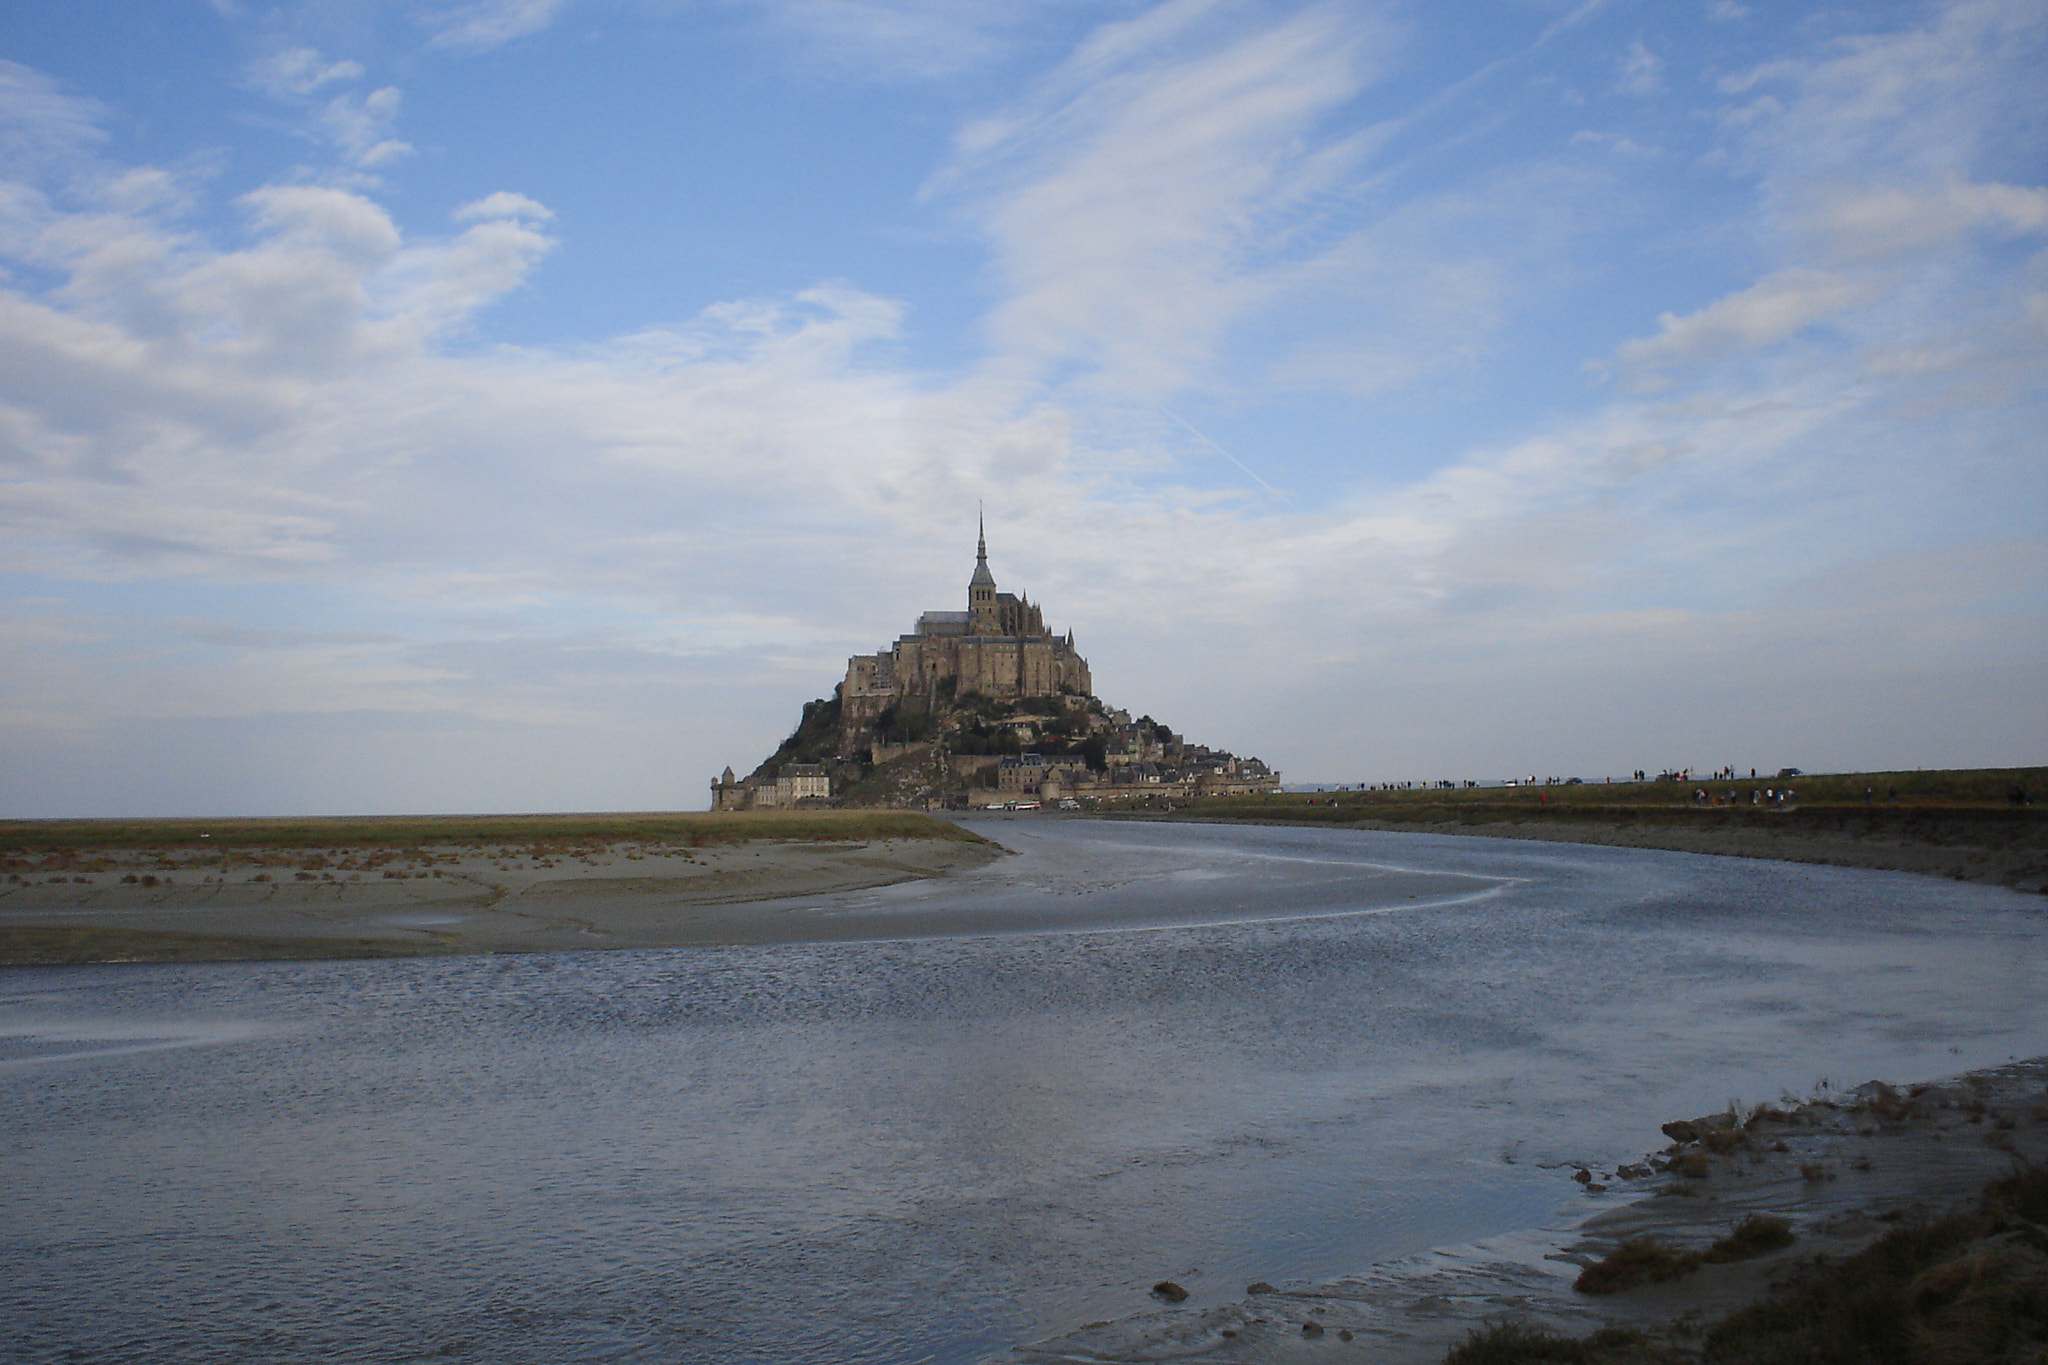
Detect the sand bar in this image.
<box><xmin>0</xmin><ymin>816</ymin><xmax>1004</xmax><ymax>964</ymax></box>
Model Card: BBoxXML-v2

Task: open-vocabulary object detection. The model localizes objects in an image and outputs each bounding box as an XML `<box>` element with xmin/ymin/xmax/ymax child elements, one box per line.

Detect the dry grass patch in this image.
<box><xmin>0</xmin><ymin>810</ymin><xmax>989</xmax><ymax>855</ymax></box>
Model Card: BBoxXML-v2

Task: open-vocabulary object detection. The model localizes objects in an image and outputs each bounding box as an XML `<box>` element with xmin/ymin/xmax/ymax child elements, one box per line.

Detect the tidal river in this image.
<box><xmin>4</xmin><ymin>820</ymin><xmax>2045</xmax><ymax>1364</ymax></box>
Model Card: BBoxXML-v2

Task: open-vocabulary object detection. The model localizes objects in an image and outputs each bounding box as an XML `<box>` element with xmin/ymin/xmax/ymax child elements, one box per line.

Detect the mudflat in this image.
<box><xmin>1013</xmin><ymin>1056</ymin><xmax>2048</xmax><ymax>1363</ymax></box>
<box><xmin>0</xmin><ymin>813</ymin><xmax>1004</xmax><ymax>964</ymax></box>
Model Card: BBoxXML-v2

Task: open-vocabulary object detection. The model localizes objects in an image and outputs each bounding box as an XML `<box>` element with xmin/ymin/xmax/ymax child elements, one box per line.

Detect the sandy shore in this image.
<box><xmin>0</xmin><ymin>833</ymin><xmax>1005</xmax><ymax>964</ymax></box>
<box><xmin>1011</xmin><ymin>1056</ymin><xmax>2048</xmax><ymax>1362</ymax></box>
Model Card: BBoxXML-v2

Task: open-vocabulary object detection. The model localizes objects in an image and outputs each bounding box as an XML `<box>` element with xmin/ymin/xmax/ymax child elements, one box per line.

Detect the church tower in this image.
<box><xmin>967</xmin><ymin>510</ymin><xmax>999</xmax><ymax>635</ymax></box>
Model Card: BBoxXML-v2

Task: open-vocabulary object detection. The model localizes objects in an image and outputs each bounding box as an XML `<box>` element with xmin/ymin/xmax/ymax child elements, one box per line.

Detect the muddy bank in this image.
<box><xmin>0</xmin><ymin>834</ymin><xmax>1005</xmax><ymax>964</ymax></box>
<box><xmin>1007</xmin><ymin>1057</ymin><xmax>2048</xmax><ymax>1363</ymax></box>
<box><xmin>1129</xmin><ymin>806</ymin><xmax>2048</xmax><ymax>893</ymax></box>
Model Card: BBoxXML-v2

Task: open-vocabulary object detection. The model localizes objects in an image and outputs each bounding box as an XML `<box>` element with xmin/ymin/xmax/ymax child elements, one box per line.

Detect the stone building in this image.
<box><xmin>710</xmin><ymin>517</ymin><xmax>1279</xmax><ymax>810</ymax></box>
<box><xmin>710</xmin><ymin>761</ymin><xmax>830</xmax><ymax>811</ymax></box>
<box><xmin>838</xmin><ymin>517</ymin><xmax>1091</xmax><ymax>752</ymax></box>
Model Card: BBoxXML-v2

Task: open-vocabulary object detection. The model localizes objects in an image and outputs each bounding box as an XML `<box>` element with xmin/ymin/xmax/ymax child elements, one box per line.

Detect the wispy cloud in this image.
<box><xmin>246</xmin><ymin>47</ymin><xmax>366</xmax><ymax>98</ymax></box>
<box><xmin>934</xmin><ymin>4</ymin><xmax>1396</xmax><ymax>398</ymax></box>
<box><xmin>418</xmin><ymin>0</ymin><xmax>569</xmax><ymax>52</ymax></box>
<box><xmin>1611</xmin><ymin>267</ymin><xmax>1879</xmax><ymax>382</ymax></box>
<box><xmin>1</xmin><ymin>0</ymin><xmax>2042</xmax><ymax>813</ymax></box>
<box><xmin>1614</xmin><ymin>37</ymin><xmax>1661</xmax><ymax>95</ymax></box>
<box><xmin>741</xmin><ymin>0</ymin><xmax>1095</xmax><ymax>80</ymax></box>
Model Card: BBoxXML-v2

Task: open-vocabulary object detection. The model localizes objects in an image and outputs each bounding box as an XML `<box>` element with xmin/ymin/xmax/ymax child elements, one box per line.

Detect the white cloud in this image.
<box><xmin>744</xmin><ymin>0</ymin><xmax>1083</xmax><ymax>80</ymax></box>
<box><xmin>1799</xmin><ymin>178</ymin><xmax>2048</xmax><ymax>262</ymax></box>
<box><xmin>318</xmin><ymin>86</ymin><xmax>414</xmax><ymax>172</ymax></box>
<box><xmin>1613</xmin><ymin>268</ymin><xmax>1878</xmax><ymax>379</ymax></box>
<box><xmin>419</xmin><ymin>0</ymin><xmax>569</xmax><ymax>52</ymax></box>
<box><xmin>1720</xmin><ymin>0</ymin><xmax>2044</xmax><ymax>187</ymax></box>
<box><xmin>0</xmin><ymin>61</ymin><xmax>108</xmax><ymax>181</ymax></box>
<box><xmin>2</xmin><ymin>0</ymin><xmax>2044</xmax><ymax>813</ymax></box>
<box><xmin>1614</xmin><ymin>38</ymin><xmax>1661</xmax><ymax>95</ymax></box>
<box><xmin>246</xmin><ymin>47</ymin><xmax>366</xmax><ymax>98</ymax></box>
<box><xmin>455</xmin><ymin>190</ymin><xmax>555</xmax><ymax>222</ymax></box>
<box><xmin>935</xmin><ymin>5</ymin><xmax>1396</xmax><ymax>398</ymax></box>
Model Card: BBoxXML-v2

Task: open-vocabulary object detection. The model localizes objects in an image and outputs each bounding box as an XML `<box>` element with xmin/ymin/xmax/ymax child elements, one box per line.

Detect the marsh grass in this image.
<box><xmin>1148</xmin><ymin>767</ymin><xmax>2048</xmax><ymax>847</ymax></box>
<box><xmin>1443</xmin><ymin>1323</ymin><xmax>1675</xmax><ymax>1364</ymax></box>
<box><xmin>0</xmin><ymin>925</ymin><xmax>460</xmax><ymax>965</ymax></box>
<box><xmin>0</xmin><ymin>810</ymin><xmax>988</xmax><ymax>857</ymax></box>
<box><xmin>1577</xmin><ymin>1217</ymin><xmax>1797</xmax><ymax>1295</ymax></box>
<box><xmin>1704</xmin><ymin>1215</ymin><xmax>1796</xmax><ymax>1263</ymax></box>
<box><xmin>1499</xmin><ymin>1168</ymin><xmax>2048</xmax><ymax>1365</ymax></box>
<box><xmin>1701</xmin><ymin>1169</ymin><xmax>2048</xmax><ymax>1363</ymax></box>
<box><xmin>1574</xmin><ymin>1238</ymin><xmax>1702</xmax><ymax>1294</ymax></box>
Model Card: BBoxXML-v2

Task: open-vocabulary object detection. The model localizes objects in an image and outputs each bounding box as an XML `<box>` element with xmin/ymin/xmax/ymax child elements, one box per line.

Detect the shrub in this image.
<box><xmin>1705</xmin><ymin>1215</ymin><xmax>1795</xmax><ymax>1263</ymax></box>
<box><xmin>1444</xmin><ymin>1322</ymin><xmax>1662</xmax><ymax>1363</ymax></box>
<box><xmin>1669</xmin><ymin>1151</ymin><xmax>1712</xmax><ymax>1179</ymax></box>
<box><xmin>1575</xmin><ymin>1238</ymin><xmax>1700</xmax><ymax>1294</ymax></box>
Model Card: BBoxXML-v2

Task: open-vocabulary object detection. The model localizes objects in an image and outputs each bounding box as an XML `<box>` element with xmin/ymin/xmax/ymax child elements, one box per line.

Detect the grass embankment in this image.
<box><xmin>1185</xmin><ymin>765</ymin><xmax>2046</xmax><ymax>822</ymax></box>
<box><xmin>1117</xmin><ymin>767</ymin><xmax>2048</xmax><ymax>891</ymax></box>
<box><xmin>0</xmin><ymin>808</ymin><xmax>985</xmax><ymax>854</ymax></box>
<box><xmin>1444</xmin><ymin>1164</ymin><xmax>2048</xmax><ymax>1364</ymax></box>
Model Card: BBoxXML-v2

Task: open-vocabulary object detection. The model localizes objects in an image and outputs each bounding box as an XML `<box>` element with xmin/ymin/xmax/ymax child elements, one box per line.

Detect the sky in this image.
<box><xmin>1</xmin><ymin>0</ymin><xmax>2043</xmax><ymax>817</ymax></box>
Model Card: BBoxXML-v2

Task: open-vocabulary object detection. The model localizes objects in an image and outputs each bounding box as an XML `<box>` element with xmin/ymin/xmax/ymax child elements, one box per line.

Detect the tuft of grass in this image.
<box><xmin>1462</xmin><ymin>1168</ymin><xmax>2048</xmax><ymax>1365</ymax></box>
<box><xmin>1577</xmin><ymin>1216</ymin><xmax>1796</xmax><ymax>1298</ymax></box>
<box><xmin>1575</xmin><ymin>1238</ymin><xmax>1701</xmax><ymax>1295</ymax></box>
<box><xmin>1704</xmin><ymin>1215</ymin><xmax>1795</xmax><ymax>1263</ymax></box>
<box><xmin>1700</xmin><ymin>1165</ymin><xmax>2048</xmax><ymax>1365</ymax></box>
<box><xmin>1668</xmin><ymin>1151</ymin><xmax>1712</xmax><ymax>1180</ymax></box>
<box><xmin>1444</xmin><ymin>1322</ymin><xmax>1672</xmax><ymax>1364</ymax></box>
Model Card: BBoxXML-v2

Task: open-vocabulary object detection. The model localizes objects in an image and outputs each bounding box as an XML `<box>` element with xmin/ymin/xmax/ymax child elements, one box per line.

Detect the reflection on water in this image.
<box><xmin>2</xmin><ymin>821</ymin><xmax>2045</xmax><ymax>1364</ymax></box>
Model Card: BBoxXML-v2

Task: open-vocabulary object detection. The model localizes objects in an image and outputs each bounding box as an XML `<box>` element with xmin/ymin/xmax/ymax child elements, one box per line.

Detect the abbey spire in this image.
<box><xmin>967</xmin><ymin>508</ymin><xmax>999</xmax><ymax>634</ymax></box>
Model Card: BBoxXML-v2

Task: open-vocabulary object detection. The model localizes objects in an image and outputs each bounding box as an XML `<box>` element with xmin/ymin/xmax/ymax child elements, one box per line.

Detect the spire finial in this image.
<box><xmin>969</xmin><ymin>505</ymin><xmax>997</xmax><ymax>590</ymax></box>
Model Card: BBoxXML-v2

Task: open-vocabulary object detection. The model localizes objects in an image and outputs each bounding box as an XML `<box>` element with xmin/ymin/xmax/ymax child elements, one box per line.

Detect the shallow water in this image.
<box><xmin>3</xmin><ymin>820</ymin><xmax>2044</xmax><ymax>1364</ymax></box>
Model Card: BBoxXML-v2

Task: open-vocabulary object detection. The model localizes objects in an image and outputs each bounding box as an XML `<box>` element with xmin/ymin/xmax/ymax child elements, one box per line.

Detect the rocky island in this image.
<box><xmin>713</xmin><ymin>518</ymin><xmax>1281</xmax><ymax>811</ymax></box>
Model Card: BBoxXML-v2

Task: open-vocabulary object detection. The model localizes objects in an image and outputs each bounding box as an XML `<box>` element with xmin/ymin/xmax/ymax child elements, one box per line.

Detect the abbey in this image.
<box><xmin>837</xmin><ymin>516</ymin><xmax>1092</xmax><ymax>752</ymax></box>
<box><xmin>712</xmin><ymin>520</ymin><xmax>1278</xmax><ymax>810</ymax></box>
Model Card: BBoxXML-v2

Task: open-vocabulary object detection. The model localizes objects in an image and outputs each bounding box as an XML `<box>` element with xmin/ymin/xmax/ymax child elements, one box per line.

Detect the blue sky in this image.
<box><xmin>2</xmin><ymin>0</ymin><xmax>2043</xmax><ymax>816</ymax></box>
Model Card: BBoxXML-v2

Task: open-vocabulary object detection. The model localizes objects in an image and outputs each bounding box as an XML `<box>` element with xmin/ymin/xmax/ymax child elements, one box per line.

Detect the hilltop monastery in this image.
<box><xmin>712</xmin><ymin>520</ymin><xmax>1278</xmax><ymax>810</ymax></box>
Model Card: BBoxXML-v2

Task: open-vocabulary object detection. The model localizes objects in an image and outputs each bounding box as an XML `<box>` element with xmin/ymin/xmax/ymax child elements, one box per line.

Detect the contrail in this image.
<box><xmin>1159</xmin><ymin>407</ymin><xmax>1288</xmax><ymax>499</ymax></box>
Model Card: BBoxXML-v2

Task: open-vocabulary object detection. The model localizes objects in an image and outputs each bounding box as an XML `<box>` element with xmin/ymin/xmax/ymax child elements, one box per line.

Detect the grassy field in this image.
<box><xmin>1099</xmin><ymin>767</ymin><xmax>2048</xmax><ymax>892</ymax></box>
<box><xmin>1114</xmin><ymin>766</ymin><xmax>2045</xmax><ymax>832</ymax></box>
<box><xmin>1199</xmin><ymin>766</ymin><xmax>2047</xmax><ymax>821</ymax></box>
<box><xmin>0</xmin><ymin>808</ymin><xmax>986</xmax><ymax>857</ymax></box>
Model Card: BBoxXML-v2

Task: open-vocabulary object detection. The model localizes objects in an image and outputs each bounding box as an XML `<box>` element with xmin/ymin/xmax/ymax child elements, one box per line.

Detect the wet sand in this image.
<box><xmin>0</xmin><ymin>835</ymin><xmax>1006</xmax><ymax>963</ymax></box>
<box><xmin>1009</xmin><ymin>1056</ymin><xmax>2048</xmax><ymax>1363</ymax></box>
<box><xmin>1143</xmin><ymin>807</ymin><xmax>2048</xmax><ymax>893</ymax></box>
